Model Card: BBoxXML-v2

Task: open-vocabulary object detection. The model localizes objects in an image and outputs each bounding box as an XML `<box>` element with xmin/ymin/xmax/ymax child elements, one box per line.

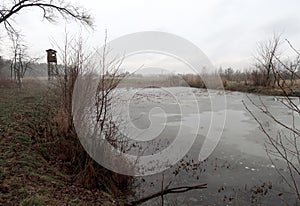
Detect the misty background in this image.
<box><xmin>1</xmin><ymin>0</ymin><xmax>300</xmax><ymax>72</ymax></box>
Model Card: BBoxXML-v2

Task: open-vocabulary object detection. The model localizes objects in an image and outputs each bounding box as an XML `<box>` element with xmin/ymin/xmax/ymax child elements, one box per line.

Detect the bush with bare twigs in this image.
<box><xmin>244</xmin><ymin>35</ymin><xmax>300</xmax><ymax>202</ymax></box>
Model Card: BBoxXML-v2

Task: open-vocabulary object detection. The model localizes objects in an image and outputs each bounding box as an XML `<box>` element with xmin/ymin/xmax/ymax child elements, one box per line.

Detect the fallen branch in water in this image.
<box><xmin>127</xmin><ymin>183</ymin><xmax>207</xmax><ymax>205</ymax></box>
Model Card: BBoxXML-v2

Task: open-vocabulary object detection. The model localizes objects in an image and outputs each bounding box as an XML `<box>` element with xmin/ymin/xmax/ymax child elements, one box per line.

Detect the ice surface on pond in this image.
<box><xmin>113</xmin><ymin>87</ymin><xmax>300</xmax><ymax>205</ymax></box>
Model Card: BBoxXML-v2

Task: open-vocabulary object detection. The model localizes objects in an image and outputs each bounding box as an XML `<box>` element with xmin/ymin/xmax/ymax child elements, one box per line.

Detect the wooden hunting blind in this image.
<box><xmin>46</xmin><ymin>49</ymin><xmax>57</xmax><ymax>80</ymax></box>
<box><xmin>46</xmin><ymin>49</ymin><xmax>57</xmax><ymax>63</ymax></box>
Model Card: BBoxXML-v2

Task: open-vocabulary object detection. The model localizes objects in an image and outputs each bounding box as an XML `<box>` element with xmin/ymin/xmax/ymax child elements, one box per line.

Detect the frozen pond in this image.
<box><xmin>112</xmin><ymin>87</ymin><xmax>300</xmax><ymax>205</ymax></box>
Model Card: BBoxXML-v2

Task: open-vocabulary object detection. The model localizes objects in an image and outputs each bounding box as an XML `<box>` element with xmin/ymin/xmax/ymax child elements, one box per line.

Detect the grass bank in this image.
<box><xmin>0</xmin><ymin>82</ymin><xmax>127</xmax><ymax>205</ymax></box>
<box><xmin>224</xmin><ymin>81</ymin><xmax>300</xmax><ymax>96</ymax></box>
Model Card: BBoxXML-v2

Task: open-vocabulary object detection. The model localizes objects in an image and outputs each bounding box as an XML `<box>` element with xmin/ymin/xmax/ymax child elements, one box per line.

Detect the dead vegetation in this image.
<box><xmin>243</xmin><ymin>35</ymin><xmax>300</xmax><ymax>202</ymax></box>
<box><xmin>0</xmin><ymin>84</ymin><xmax>121</xmax><ymax>205</ymax></box>
<box><xmin>44</xmin><ymin>34</ymin><xmax>134</xmax><ymax>198</ymax></box>
<box><xmin>0</xmin><ymin>34</ymin><xmax>133</xmax><ymax>205</ymax></box>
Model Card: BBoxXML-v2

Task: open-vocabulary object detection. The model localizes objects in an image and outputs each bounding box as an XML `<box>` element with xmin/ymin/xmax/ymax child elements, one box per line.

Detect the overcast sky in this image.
<box><xmin>2</xmin><ymin>0</ymin><xmax>300</xmax><ymax>72</ymax></box>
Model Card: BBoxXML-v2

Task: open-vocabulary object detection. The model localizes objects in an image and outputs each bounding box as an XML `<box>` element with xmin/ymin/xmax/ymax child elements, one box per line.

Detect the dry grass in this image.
<box><xmin>0</xmin><ymin>80</ymin><xmax>129</xmax><ymax>205</ymax></box>
<box><xmin>224</xmin><ymin>80</ymin><xmax>300</xmax><ymax>96</ymax></box>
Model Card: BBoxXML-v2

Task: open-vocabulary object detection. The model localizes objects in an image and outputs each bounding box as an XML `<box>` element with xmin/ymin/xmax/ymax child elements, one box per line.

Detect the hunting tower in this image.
<box><xmin>46</xmin><ymin>49</ymin><xmax>57</xmax><ymax>80</ymax></box>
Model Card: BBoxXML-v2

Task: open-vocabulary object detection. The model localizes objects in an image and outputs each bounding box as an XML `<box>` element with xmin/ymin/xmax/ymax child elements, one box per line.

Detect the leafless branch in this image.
<box><xmin>0</xmin><ymin>0</ymin><xmax>93</xmax><ymax>38</ymax></box>
<box><xmin>128</xmin><ymin>183</ymin><xmax>207</xmax><ymax>206</ymax></box>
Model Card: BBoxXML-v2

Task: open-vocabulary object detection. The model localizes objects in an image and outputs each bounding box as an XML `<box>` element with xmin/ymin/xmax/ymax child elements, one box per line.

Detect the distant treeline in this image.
<box><xmin>0</xmin><ymin>57</ymin><xmax>48</xmax><ymax>78</ymax></box>
<box><xmin>1</xmin><ymin>55</ymin><xmax>300</xmax><ymax>90</ymax></box>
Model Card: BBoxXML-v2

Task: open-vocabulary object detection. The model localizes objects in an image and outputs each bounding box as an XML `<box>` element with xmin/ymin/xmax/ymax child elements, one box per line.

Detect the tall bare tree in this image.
<box><xmin>254</xmin><ymin>35</ymin><xmax>281</xmax><ymax>87</ymax></box>
<box><xmin>244</xmin><ymin>37</ymin><xmax>300</xmax><ymax>201</ymax></box>
<box><xmin>9</xmin><ymin>33</ymin><xmax>37</xmax><ymax>88</ymax></box>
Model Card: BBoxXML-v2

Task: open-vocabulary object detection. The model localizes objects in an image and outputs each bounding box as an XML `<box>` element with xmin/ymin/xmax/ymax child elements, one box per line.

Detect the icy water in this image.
<box><xmin>113</xmin><ymin>87</ymin><xmax>300</xmax><ymax>205</ymax></box>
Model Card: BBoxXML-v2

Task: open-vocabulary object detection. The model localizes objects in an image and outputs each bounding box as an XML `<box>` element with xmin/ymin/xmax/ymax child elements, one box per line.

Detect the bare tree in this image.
<box><xmin>254</xmin><ymin>35</ymin><xmax>281</xmax><ymax>87</ymax></box>
<box><xmin>224</xmin><ymin>67</ymin><xmax>234</xmax><ymax>81</ymax></box>
<box><xmin>9</xmin><ymin>33</ymin><xmax>37</xmax><ymax>88</ymax></box>
<box><xmin>244</xmin><ymin>37</ymin><xmax>300</xmax><ymax>201</ymax></box>
<box><xmin>46</xmin><ymin>31</ymin><xmax>136</xmax><ymax>194</ymax></box>
<box><xmin>0</xmin><ymin>55</ymin><xmax>4</xmax><ymax>78</ymax></box>
<box><xmin>243</xmin><ymin>68</ymin><xmax>252</xmax><ymax>85</ymax></box>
